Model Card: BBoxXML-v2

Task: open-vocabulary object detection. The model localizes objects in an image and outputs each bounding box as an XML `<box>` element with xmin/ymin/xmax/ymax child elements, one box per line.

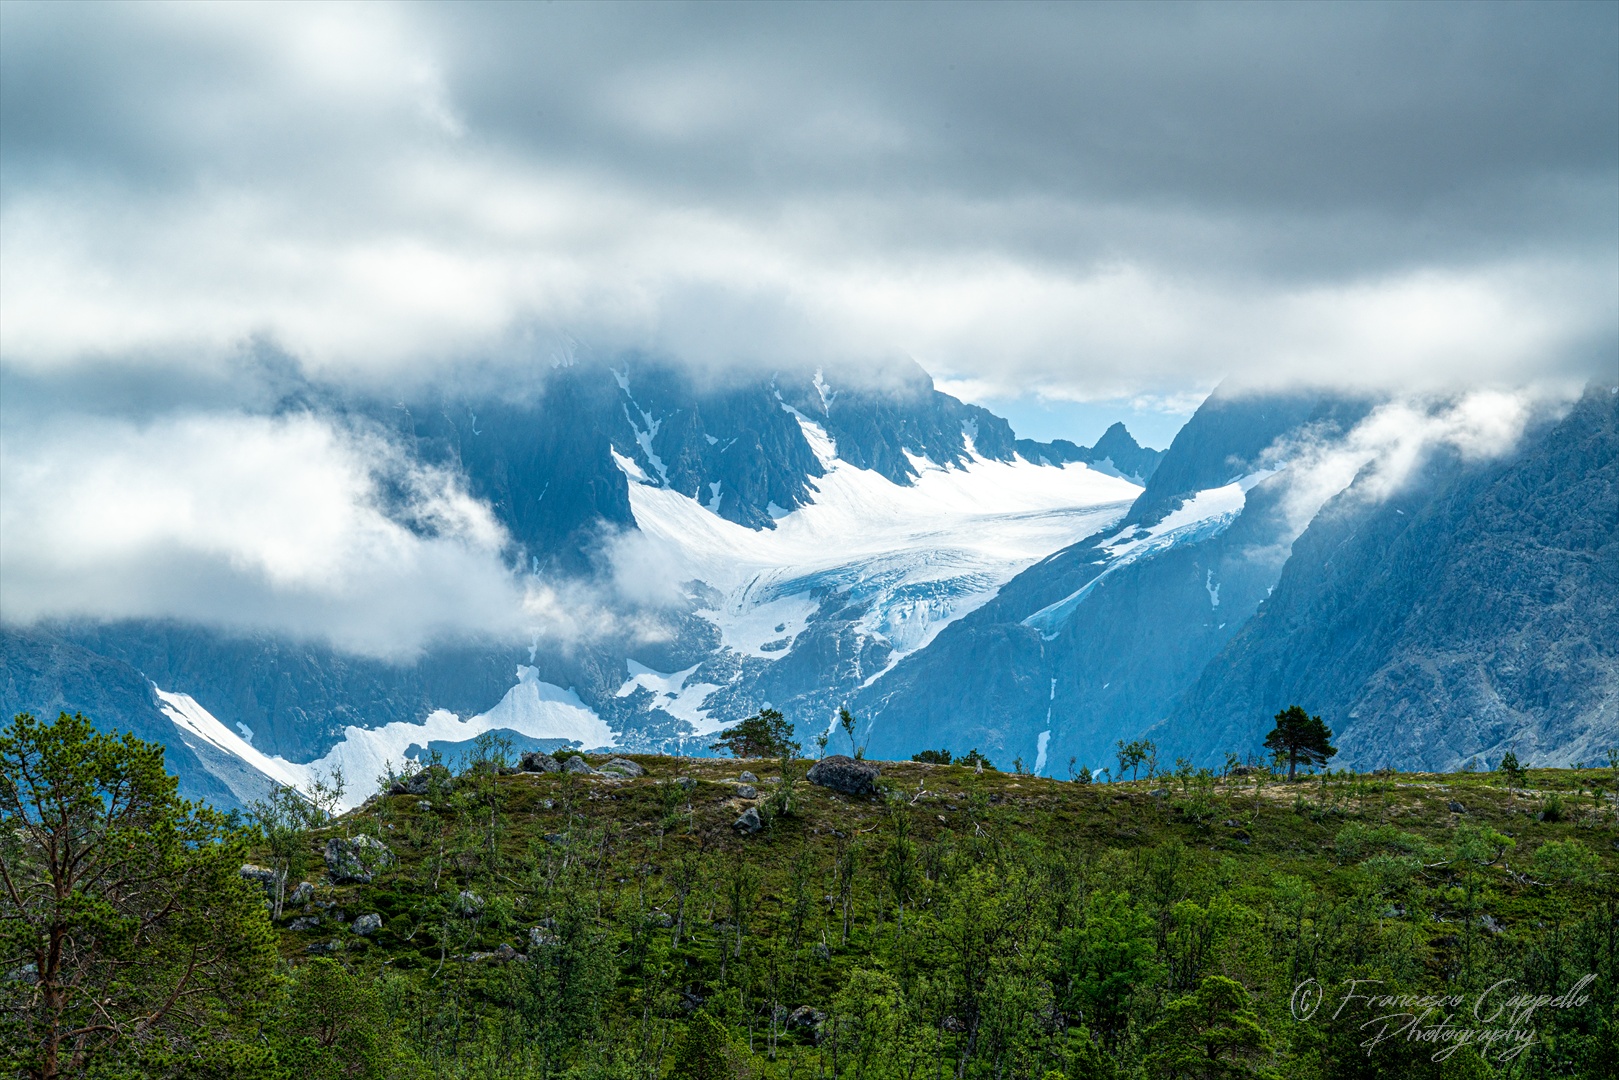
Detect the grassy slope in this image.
<box><xmin>260</xmin><ymin>756</ymin><xmax>1619</xmax><ymax>1077</ymax></box>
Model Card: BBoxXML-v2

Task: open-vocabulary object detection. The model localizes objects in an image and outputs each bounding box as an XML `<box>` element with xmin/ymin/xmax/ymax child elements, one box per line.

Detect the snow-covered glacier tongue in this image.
<box><xmin>613</xmin><ymin>405</ymin><xmax>1142</xmax><ymax>735</ymax></box>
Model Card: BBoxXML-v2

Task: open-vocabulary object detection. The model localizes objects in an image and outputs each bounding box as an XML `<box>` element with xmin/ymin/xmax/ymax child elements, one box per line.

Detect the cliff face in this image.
<box><xmin>1160</xmin><ymin>384</ymin><xmax>1619</xmax><ymax>770</ymax></box>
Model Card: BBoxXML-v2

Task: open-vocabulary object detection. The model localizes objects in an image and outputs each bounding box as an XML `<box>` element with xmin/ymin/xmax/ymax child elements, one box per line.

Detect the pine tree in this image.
<box><xmin>1262</xmin><ymin>706</ymin><xmax>1336</xmax><ymax>781</ymax></box>
<box><xmin>709</xmin><ymin>707</ymin><xmax>799</xmax><ymax>759</ymax></box>
<box><xmin>670</xmin><ymin>1010</ymin><xmax>735</xmax><ymax>1079</ymax></box>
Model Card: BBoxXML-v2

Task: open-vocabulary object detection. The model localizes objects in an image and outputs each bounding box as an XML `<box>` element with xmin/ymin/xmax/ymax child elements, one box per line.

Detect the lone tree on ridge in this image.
<box><xmin>1264</xmin><ymin>705</ymin><xmax>1337</xmax><ymax>780</ymax></box>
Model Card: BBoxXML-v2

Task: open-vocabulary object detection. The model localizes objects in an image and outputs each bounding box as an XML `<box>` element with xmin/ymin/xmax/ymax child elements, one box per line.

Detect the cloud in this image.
<box><xmin>0</xmin><ymin>408</ymin><xmax>640</xmax><ymax>658</ymax></box>
<box><xmin>1259</xmin><ymin>388</ymin><xmax>1568</xmax><ymax>541</ymax></box>
<box><xmin>0</xmin><ymin>3</ymin><xmax>1612</xmax><ymax>651</ymax></box>
<box><xmin>0</xmin><ymin>2</ymin><xmax>1612</xmax><ymax>400</ymax></box>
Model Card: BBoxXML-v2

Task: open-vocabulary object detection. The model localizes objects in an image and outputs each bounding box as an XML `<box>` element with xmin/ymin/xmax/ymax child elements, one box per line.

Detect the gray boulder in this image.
<box><xmin>806</xmin><ymin>755</ymin><xmax>880</xmax><ymax>797</ymax></box>
<box><xmin>324</xmin><ymin>835</ymin><xmax>395</xmax><ymax>884</ymax></box>
<box><xmin>563</xmin><ymin>756</ymin><xmax>597</xmax><ymax>775</ymax></box>
<box><xmin>674</xmin><ymin>776</ymin><xmax>697</xmax><ymax>790</ymax></box>
<box><xmin>734</xmin><ymin>807</ymin><xmax>762</xmax><ymax>833</ymax></box>
<box><xmin>600</xmin><ymin>757</ymin><xmax>645</xmax><ymax>777</ymax></box>
<box><xmin>735</xmin><ymin>784</ymin><xmax>758</xmax><ymax>799</ymax></box>
<box><xmin>520</xmin><ymin>751</ymin><xmax>561</xmax><ymax>773</ymax></box>
<box><xmin>1448</xmin><ymin>800</ymin><xmax>1467</xmax><ymax>814</ymax></box>
<box><xmin>738</xmin><ymin>771</ymin><xmax>758</xmax><ymax>783</ymax></box>
<box><xmin>352</xmin><ymin>913</ymin><xmax>382</xmax><ymax>936</ymax></box>
<box><xmin>239</xmin><ymin>864</ymin><xmax>283</xmax><ymax>899</ymax></box>
<box><xmin>457</xmin><ymin>889</ymin><xmax>485</xmax><ymax>916</ymax></box>
<box><xmin>288</xmin><ymin>881</ymin><xmax>314</xmax><ymax>905</ymax></box>
<box><xmin>288</xmin><ymin>916</ymin><xmax>321</xmax><ymax>932</ymax></box>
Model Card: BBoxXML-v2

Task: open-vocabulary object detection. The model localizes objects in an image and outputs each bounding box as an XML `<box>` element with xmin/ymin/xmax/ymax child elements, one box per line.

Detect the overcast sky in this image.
<box><xmin>1</xmin><ymin>1</ymin><xmax>1615</xmax><ymax>654</ymax></box>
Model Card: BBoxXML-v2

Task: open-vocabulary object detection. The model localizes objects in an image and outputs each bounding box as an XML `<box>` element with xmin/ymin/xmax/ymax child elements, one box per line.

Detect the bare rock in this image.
<box><xmin>288</xmin><ymin>881</ymin><xmax>314</xmax><ymax>904</ymax></box>
<box><xmin>520</xmin><ymin>751</ymin><xmax>561</xmax><ymax>773</ymax></box>
<box><xmin>600</xmin><ymin>757</ymin><xmax>645</xmax><ymax>777</ymax></box>
<box><xmin>563</xmin><ymin>755</ymin><xmax>598</xmax><ymax>775</ymax></box>
<box><xmin>351</xmin><ymin>913</ymin><xmax>382</xmax><ymax>936</ymax></box>
<box><xmin>738</xmin><ymin>771</ymin><xmax>758</xmax><ymax>783</ymax></box>
<box><xmin>734</xmin><ymin>807</ymin><xmax>762</xmax><ymax>833</ymax></box>
<box><xmin>805</xmin><ymin>755</ymin><xmax>880</xmax><ymax>797</ymax></box>
<box><xmin>736</xmin><ymin>783</ymin><xmax>758</xmax><ymax>799</ymax></box>
<box><xmin>323</xmin><ymin>835</ymin><xmax>394</xmax><ymax>884</ymax></box>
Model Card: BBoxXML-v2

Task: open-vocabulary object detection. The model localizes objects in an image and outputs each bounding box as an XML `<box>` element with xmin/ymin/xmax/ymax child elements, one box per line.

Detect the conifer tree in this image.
<box><xmin>670</xmin><ymin>1010</ymin><xmax>735</xmax><ymax>1079</ymax></box>
<box><xmin>1262</xmin><ymin>706</ymin><xmax>1336</xmax><ymax>781</ymax></box>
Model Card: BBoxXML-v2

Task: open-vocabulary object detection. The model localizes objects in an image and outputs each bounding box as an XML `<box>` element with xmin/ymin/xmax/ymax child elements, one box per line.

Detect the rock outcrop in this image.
<box><xmin>805</xmin><ymin>755</ymin><xmax>880</xmax><ymax>797</ymax></box>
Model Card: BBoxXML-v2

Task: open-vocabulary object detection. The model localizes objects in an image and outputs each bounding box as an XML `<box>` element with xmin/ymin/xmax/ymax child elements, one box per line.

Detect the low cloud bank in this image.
<box><xmin>0</xmin><ymin>409</ymin><xmax>656</xmax><ymax>659</ymax></box>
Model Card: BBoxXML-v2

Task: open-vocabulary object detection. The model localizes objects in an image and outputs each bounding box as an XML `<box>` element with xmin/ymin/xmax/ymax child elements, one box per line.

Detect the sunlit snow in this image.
<box><xmin>159</xmin><ymin>665</ymin><xmax>612</xmax><ymax>810</ymax></box>
<box><xmin>620</xmin><ymin>409</ymin><xmax>1141</xmax><ymax>680</ymax></box>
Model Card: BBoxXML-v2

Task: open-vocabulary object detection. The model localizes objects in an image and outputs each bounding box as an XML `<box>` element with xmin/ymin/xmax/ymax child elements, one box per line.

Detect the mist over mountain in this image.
<box><xmin>2</xmin><ymin>354</ymin><xmax>1610</xmax><ymax>810</ymax></box>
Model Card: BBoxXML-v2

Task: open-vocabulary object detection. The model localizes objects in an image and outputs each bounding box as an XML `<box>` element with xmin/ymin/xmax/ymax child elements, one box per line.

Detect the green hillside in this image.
<box><xmin>4</xmin><ymin>714</ymin><xmax>1615</xmax><ymax>1079</ymax></box>
<box><xmin>254</xmin><ymin>749</ymin><xmax>1616</xmax><ymax>1079</ymax></box>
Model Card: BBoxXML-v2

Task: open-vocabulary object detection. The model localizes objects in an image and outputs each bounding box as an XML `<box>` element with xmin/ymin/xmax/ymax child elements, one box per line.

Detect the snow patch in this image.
<box><xmin>156</xmin><ymin>688</ymin><xmax>308</xmax><ymax>792</ymax></box>
<box><xmin>161</xmin><ymin>667</ymin><xmax>613</xmax><ymax>810</ymax></box>
<box><xmin>1023</xmin><ymin>476</ymin><xmax>1266</xmax><ymax>638</ymax></box>
<box><xmin>1034</xmin><ymin>730</ymin><xmax>1051</xmax><ymax>776</ymax></box>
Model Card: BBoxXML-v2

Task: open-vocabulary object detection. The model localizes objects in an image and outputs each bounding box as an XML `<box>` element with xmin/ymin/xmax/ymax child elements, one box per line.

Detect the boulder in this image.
<box><xmin>734</xmin><ymin>807</ymin><xmax>762</xmax><ymax>834</ymax></box>
<box><xmin>805</xmin><ymin>755</ymin><xmax>880</xmax><ymax>797</ymax></box>
<box><xmin>529</xmin><ymin>926</ymin><xmax>558</xmax><ymax>950</ymax></box>
<box><xmin>288</xmin><ymin>881</ymin><xmax>314</xmax><ymax>905</ymax></box>
<box><xmin>457</xmin><ymin>889</ymin><xmax>485</xmax><ymax>916</ymax></box>
<box><xmin>1447</xmin><ymin>800</ymin><xmax>1467</xmax><ymax>814</ymax></box>
<box><xmin>288</xmin><ymin>916</ymin><xmax>321</xmax><ymax>932</ymax></box>
<box><xmin>562</xmin><ymin>755</ymin><xmax>597</xmax><ymax>775</ymax></box>
<box><xmin>239</xmin><ymin>864</ymin><xmax>283</xmax><ymax>899</ymax></box>
<box><xmin>323</xmin><ymin>835</ymin><xmax>394</xmax><ymax>884</ymax></box>
<box><xmin>738</xmin><ymin>771</ymin><xmax>758</xmax><ymax>783</ymax></box>
<box><xmin>600</xmin><ymin>757</ymin><xmax>645</xmax><ymax>777</ymax></box>
<box><xmin>520</xmin><ymin>751</ymin><xmax>561</xmax><ymax>774</ymax></box>
<box><xmin>387</xmin><ymin>764</ymin><xmax>450</xmax><ymax>796</ymax></box>
<box><xmin>735</xmin><ymin>783</ymin><xmax>758</xmax><ymax>799</ymax></box>
<box><xmin>788</xmin><ymin>1006</ymin><xmax>825</xmax><ymax>1029</ymax></box>
<box><xmin>674</xmin><ymin>776</ymin><xmax>697</xmax><ymax>790</ymax></box>
<box><xmin>351</xmin><ymin>913</ymin><xmax>382</xmax><ymax>936</ymax></box>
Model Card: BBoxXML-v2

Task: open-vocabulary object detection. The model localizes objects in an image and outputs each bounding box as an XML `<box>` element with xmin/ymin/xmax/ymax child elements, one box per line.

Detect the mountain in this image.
<box><xmin>849</xmin><ymin>386</ymin><xmax>1373</xmax><ymax>772</ymax></box>
<box><xmin>1157</xmin><ymin>382</ymin><xmax>1619</xmax><ymax>771</ymax></box>
<box><xmin>5</xmin><ymin>358</ymin><xmax>1612</xmax><ymax>809</ymax></box>
<box><xmin>6</xmin><ymin>357</ymin><xmax>1163</xmax><ymax>808</ymax></box>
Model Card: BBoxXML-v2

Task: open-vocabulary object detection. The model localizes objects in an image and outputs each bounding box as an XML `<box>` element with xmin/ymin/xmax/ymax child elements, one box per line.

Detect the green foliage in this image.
<box><xmin>958</xmin><ymin>747</ymin><xmax>996</xmax><ymax>771</ymax></box>
<box><xmin>1262</xmin><ymin>706</ymin><xmax>1336</xmax><ymax>780</ymax></box>
<box><xmin>1531</xmin><ymin>838</ymin><xmax>1600</xmax><ymax>886</ymax></box>
<box><xmin>912</xmin><ymin>749</ymin><xmax>952</xmax><ymax>765</ymax></box>
<box><xmin>18</xmin><ymin>714</ymin><xmax>1618</xmax><ymax>1079</ymax></box>
<box><xmin>1115</xmin><ymin>738</ymin><xmax>1157</xmax><ymax>781</ymax></box>
<box><xmin>710</xmin><ymin>707</ymin><xmax>800</xmax><ymax>759</ymax></box>
<box><xmin>1057</xmin><ymin>890</ymin><xmax>1164</xmax><ymax>1041</ymax></box>
<box><xmin>0</xmin><ymin>712</ymin><xmax>279</xmax><ymax>1080</ymax></box>
<box><xmin>669</xmin><ymin>1010</ymin><xmax>735</xmax><ymax>1079</ymax></box>
<box><xmin>1142</xmin><ymin>975</ymin><xmax>1277</xmax><ymax>1079</ymax></box>
<box><xmin>1498</xmin><ymin>750</ymin><xmax>1524</xmax><ymax>786</ymax></box>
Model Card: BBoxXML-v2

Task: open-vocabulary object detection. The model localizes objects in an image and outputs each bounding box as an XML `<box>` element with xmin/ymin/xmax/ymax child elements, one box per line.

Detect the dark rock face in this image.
<box><xmin>805</xmin><ymin>755</ymin><xmax>880</xmax><ymax>797</ymax></box>
<box><xmin>1161</xmin><ymin>384</ymin><xmax>1618</xmax><ymax>772</ymax></box>
<box><xmin>733</xmin><ymin>807</ymin><xmax>762</xmax><ymax>833</ymax></box>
